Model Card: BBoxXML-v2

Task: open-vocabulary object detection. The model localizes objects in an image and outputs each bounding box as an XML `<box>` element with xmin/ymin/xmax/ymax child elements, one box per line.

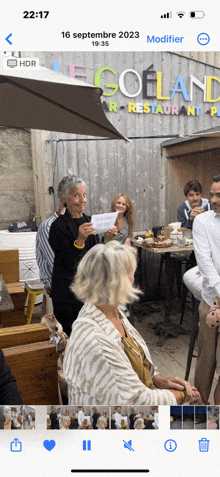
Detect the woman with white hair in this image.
<box><xmin>49</xmin><ymin>176</ymin><xmax>98</xmax><ymax>336</ymax></box>
<box><xmin>63</xmin><ymin>241</ymin><xmax>201</xmax><ymax>405</ymax></box>
<box><xmin>96</xmin><ymin>416</ymin><xmax>107</xmax><ymax>429</ymax></box>
<box><xmin>59</xmin><ymin>416</ymin><xmax>71</xmax><ymax>430</ymax></box>
<box><xmin>134</xmin><ymin>418</ymin><xmax>145</xmax><ymax>430</ymax></box>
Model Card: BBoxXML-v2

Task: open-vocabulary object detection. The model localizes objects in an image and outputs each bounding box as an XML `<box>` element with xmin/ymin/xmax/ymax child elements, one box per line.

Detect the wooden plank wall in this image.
<box><xmin>165</xmin><ymin>148</ymin><xmax>220</xmax><ymax>224</ymax></box>
<box><xmin>0</xmin><ymin>128</ymin><xmax>34</xmax><ymax>230</ymax></box>
<box><xmin>22</xmin><ymin>51</ymin><xmax>220</xmax><ymax>231</ymax></box>
<box><xmin>178</xmin><ymin>52</ymin><xmax>220</xmax><ymax>68</ymax></box>
<box><xmin>22</xmin><ymin>51</ymin><xmax>220</xmax><ymax>296</ymax></box>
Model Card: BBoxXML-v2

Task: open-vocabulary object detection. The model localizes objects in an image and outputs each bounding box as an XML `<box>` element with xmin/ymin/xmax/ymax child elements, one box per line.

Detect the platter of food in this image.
<box><xmin>142</xmin><ymin>238</ymin><xmax>173</xmax><ymax>248</ymax></box>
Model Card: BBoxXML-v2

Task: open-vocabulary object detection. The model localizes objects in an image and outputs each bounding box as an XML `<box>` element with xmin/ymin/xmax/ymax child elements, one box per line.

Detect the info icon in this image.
<box><xmin>164</xmin><ymin>439</ymin><xmax>177</xmax><ymax>452</ymax></box>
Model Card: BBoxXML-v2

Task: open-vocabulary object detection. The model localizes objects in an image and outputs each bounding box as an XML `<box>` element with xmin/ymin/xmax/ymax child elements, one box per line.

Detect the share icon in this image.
<box><xmin>123</xmin><ymin>440</ymin><xmax>134</xmax><ymax>451</ymax></box>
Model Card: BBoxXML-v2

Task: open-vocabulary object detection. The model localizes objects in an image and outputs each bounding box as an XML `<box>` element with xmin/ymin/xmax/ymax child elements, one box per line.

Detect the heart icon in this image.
<box><xmin>43</xmin><ymin>440</ymin><xmax>56</xmax><ymax>451</ymax></box>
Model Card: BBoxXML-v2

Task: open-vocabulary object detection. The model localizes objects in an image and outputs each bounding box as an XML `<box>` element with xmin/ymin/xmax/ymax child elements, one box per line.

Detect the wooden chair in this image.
<box><xmin>0</xmin><ymin>248</ymin><xmax>45</xmax><ymax>326</ymax></box>
<box><xmin>0</xmin><ymin>249</ymin><xmax>27</xmax><ymax>327</ymax></box>
<box><xmin>83</xmin><ymin>417</ymin><xmax>92</xmax><ymax>429</ymax></box>
<box><xmin>0</xmin><ymin>323</ymin><xmax>59</xmax><ymax>404</ymax></box>
<box><xmin>47</xmin><ymin>417</ymin><xmax>51</xmax><ymax>429</ymax></box>
<box><xmin>121</xmin><ymin>418</ymin><xmax>126</xmax><ymax>428</ymax></box>
<box><xmin>0</xmin><ymin>249</ymin><xmax>19</xmax><ymax>284</ymax></box>
<box><xmin>24</xmin><ymin>280</ymin><xmax>44</xmax><ymax>325</ymax></box>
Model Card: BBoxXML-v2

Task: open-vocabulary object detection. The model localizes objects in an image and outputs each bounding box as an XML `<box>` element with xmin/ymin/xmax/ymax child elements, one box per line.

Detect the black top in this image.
<box><xmin>0</xmin><ymin>347</ymin><xmax>23</xmax><ymax>405</ymax></box>
<box><xmin>69</xmin><ymin>417</ymin><xmax>78</xmax><ymax>429</ymax></box>
<box><xmin>144</xmin><ymin>419</ymin><xmax>154</xmax><ymax>429</ymax></box>
<box><xmin>111</xmin><ymin>419</ymin><xmax>116</xmax><ymax>429</ymax></box>
<box><xmin>177</xmin><ymin>200</ymin><xmax>211</xmax><ymax>229</ymax></box>
<box><xmin>0</xmin><ymin>410</ymin><xmax>6</xmax><ymax>429</ymax></box>
<box><xmin>92</xmin><ymin>412</ymin><xmax>101</xmax><ymax>429</ymax></box>
<box><xmin>50</xmin><ymin>411</ymin><xmax>59</xmax><ymax>429</ymax></box>
<box><xmin>129</xmin><ymin>413</ymin><xmax>137</xmax><ymax>429</ymax></box>
<box><xmin>49</xmin><ymin>210</ymin><xmax>99</xmax><ymax>302</ymax></box>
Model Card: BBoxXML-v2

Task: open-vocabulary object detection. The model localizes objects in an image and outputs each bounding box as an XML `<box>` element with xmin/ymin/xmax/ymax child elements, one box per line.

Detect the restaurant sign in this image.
<box><xmin>53</xmin><ymin>62</ymin><xmax>220</xmax><ymax>117</ymax></box>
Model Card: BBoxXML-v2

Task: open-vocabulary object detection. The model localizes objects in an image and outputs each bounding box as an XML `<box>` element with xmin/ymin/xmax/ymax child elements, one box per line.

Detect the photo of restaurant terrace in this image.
<box><xmin>47</xmin><ymin>405</ymin><xmax>110</xmax><ymax>430</ymax></box>
<box><xmin>0</xmin><ymin>405</ymin><xmax>35</xmax><ymax>429</ymax></box>
<box><xmin>1</xmin><ymin>51</ymin><xmax>220</xmax><ymax>407</ymax></box>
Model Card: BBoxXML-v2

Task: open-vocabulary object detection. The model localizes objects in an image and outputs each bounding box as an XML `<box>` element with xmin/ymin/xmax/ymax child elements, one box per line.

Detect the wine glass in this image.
<box><xmin>157</xmin><ymin>228</ymin><xmax>165</xmax><ymax>240</ymax></box>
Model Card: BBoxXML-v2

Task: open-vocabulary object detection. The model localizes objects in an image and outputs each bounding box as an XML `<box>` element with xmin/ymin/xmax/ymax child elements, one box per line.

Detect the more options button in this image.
<box><xmin>197</xmin><ymin>33</ymin><xmax>210</xmax><ymax>45</ymax></box>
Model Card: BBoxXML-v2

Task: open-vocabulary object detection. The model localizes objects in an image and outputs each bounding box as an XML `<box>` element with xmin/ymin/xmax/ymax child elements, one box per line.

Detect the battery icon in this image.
<box><xmin>190</xmin><ymin>11</ymin><xmax>205</xmax><ymax>18</ymax></box>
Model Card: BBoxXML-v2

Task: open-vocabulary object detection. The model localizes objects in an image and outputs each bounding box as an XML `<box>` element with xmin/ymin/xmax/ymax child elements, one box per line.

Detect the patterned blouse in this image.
<box><xmin>63</xmin><ymin>302</ymin><xmax>177</xmax><ymax>405</ymax></box>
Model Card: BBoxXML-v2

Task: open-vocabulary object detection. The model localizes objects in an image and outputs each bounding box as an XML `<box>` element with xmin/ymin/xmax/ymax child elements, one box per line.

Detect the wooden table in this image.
<box><xmin>0</xmin><ymin>280</ymin><xmax>14</xmax><ymax>313</ymax></box>
<box><xmin>132</xmin><ymin>237</ymin><xmax>194</xmax><ymax>344</ymax></box>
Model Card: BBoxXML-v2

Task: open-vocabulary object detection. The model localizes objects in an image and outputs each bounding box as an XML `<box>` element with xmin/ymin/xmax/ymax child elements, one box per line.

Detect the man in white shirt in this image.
<box><xmin>13</xmin><ymin>413</ymin><xmax>23</xmax><ymax>429</ymax></box>
<box><xmin>77</xmin><ymin>406</ymin><xmax>85</xmax><ymax>429</ymax></box>
<box><xmin>193</xmin><ymin>175</ymin><xmax>220</xmax><ymax>404</ymax></box>
<box><xmin>180</xmin><ymin>180</ymin><xmax>211</xmax><ymax>301</ymax></box>
<box><xmin>152</xmin><ymin>409</ymin><xmax>159</xmax><ymax>429</ymax></box>
<box><xmin>114</xmin><ymin>407</ymin><xmax>122</xmax><ymax>429</ymax></box>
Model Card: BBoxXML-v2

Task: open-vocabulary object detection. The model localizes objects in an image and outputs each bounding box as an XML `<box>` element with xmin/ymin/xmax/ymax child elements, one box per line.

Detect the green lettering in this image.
<box><xmin>109</xmin><ymin>101</ymin><xmax>117</xmax><ymax>112</ymax></box>
<box><xmin>95</xmin><ymin>67</ymin><xmax>118</xmax><ymax>96</ymax></box>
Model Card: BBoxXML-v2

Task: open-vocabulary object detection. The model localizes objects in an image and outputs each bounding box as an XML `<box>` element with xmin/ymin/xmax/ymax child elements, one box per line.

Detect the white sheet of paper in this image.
<box><xmin>91</xmin><ymin>212</ymin><xmax>119</xmax><ymax>234</ymax></box>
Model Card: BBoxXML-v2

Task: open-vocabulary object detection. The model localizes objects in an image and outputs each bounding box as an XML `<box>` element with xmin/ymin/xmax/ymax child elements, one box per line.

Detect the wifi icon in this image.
<box><xmin>177</xmin><ymin>11</ymin><xmax>185</xmax><ymax>18</ymax></box>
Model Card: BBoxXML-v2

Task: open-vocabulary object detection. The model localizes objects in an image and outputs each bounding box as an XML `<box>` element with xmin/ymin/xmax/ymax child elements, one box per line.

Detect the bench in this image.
<box><xmin>0</xmin><ymin>249</ymin><xmax>27</xmax><ymax>327</ymax></box>
<box><xmin>0</xmin><ymin>323</ymin><xmax>59</xmax><ymax>404</ymax></box>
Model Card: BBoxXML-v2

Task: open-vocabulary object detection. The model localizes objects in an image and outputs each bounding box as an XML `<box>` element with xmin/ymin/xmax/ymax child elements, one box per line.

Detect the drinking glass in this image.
<box><xmin>157</xmin><ymin>228</ymin><xmax>165</xmax><ymax>239</ymax></box>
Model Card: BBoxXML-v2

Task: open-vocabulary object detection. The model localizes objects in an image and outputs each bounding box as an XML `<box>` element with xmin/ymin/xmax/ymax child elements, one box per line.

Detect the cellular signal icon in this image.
<box><xmin>161</xmin><ymin>11</ymin><xmax>172</xmax><ymax>18</ymax></box>
<box><xmin>177</xmin><ymin>11</ymin><xmax>185</xmax><ymax>18</ymax></box>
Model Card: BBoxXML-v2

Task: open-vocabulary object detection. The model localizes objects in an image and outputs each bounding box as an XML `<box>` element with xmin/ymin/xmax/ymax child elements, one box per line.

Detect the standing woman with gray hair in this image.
<box><xmin>49</xmin><ymin>176</ymin><xmax>98</xmax><ymax>336</ymax></box>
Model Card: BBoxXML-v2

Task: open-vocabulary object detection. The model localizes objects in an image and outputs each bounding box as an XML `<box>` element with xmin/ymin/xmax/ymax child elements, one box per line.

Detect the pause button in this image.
<box><xmin>83</xmin><ymin>440</ymin><xmax>91</xmax><ymax>451</ymax></box>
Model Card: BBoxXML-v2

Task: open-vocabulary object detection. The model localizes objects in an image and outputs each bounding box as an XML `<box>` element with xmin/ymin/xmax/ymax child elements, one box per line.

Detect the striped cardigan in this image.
<box><xmin>63</xmin><ymin>302</ymin><xmax>177</xmax><ymax>405</ymax></box>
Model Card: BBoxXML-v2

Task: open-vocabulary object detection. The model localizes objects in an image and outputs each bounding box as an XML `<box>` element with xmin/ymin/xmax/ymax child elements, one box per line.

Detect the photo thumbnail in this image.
<box><xmin>0</xmin><ymin>406</ymin><xmax>11</xmax><ymax>429</ymax></box>
<box><xmin>111</xmin><ymin>406</ymin><xmax>159</xmax><ymax>429</ymax></box>
<box><xmin>0</xmin><ymin>405</ymin><xmax>35</xmax><ymax>430</ymax></box>
<box><xmin>170</xmin><ymin>405</ymin><xmax>219</xmax><ymax>430</ymax></box>
<box><xmin>208</xmin><ymin>406</ymin><xmax>219</xmax><ymax>429</ymax></box>
<box><xmin>47</xmin><ymin>405</ymin><xmax>110</xmax><ymax>429</ymax></box>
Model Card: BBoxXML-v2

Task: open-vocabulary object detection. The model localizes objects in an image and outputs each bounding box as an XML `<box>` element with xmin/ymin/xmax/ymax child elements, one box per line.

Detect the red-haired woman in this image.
<box><xmin>105</xmin><ymin>194</ymin><xmax>135</xmax><ymax>246</ymax></box>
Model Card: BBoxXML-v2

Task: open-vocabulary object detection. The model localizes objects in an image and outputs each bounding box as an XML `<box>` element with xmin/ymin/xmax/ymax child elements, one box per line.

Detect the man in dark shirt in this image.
<box><xmin>0</xmin><ymin>408</ymin><xmax>6</xmax><ymax>429</ymax></box>
<box><xmin>0</xmin><ymin>347</ymin><xmax>23</xmax><ymax>405</ymax></box>
<box><xmin>144</xmin><ymin>417</ymin><xmax>154</xmax><ymax>429</ymax></box>
<box><xmin>177</xmin><ymin>180</ymin><xmax>210</xmax><ymax>229</ymax></box>
<box><xmin>129</xmin><ymin>408</ymin><xmax>138</xmax><ymax>429</ymax></box>
<box><xmin>69</xmin><ymin>413</ymin><xmax>78</xmax><ymax>429</ymax></box>
<box><xmin>49</xmin><ymin>407</ymin><xmax>59</xmax><ymax>429</ymax></box>
<box><xmin>92</xmin><ymin>408</ymin><xmax>100</xmax><ymax>429</ymax></box>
